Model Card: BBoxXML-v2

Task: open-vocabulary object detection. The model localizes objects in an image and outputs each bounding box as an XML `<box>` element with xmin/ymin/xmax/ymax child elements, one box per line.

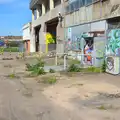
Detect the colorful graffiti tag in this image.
<box><xmin>45</xmin><ymin>33</ymin><xmax>56</xmax><ymax>53</ymax></box>
<box><xmin>106</xmin><ymin>29</ymin><xmax>120</xmax><ymax>56</ymax></box>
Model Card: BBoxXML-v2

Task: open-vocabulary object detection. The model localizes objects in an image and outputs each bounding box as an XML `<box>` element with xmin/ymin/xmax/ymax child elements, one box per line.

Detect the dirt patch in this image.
<box><xmin>43</xmin><ymin>74</ymin><xmax>120</xmax><ymax>111</ymax></box>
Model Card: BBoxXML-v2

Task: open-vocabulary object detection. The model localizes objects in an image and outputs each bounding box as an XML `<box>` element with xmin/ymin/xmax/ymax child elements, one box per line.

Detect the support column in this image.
<box><xmin>50</xmin><ymin>0</ymin><xmax>54</xmax><ymax>9</ymax></box>
<box><xmin>42</xmin><ymin>3</ymin><xmax>45</xmax><ymax>15</ymax></box>
<box><xmin>32</xmin><ymin>10</ymin><xmax>34</xmax><ymax>21</ymax></box>
<box><xmin>39</xmin><ymin>24</ymin><xmax>47</xmax><ymax>53</ymax></box>
<box><xmin>30</xmin><ymin>26</ymin><xmax>36</xmax><ymax>52</ymax></box>
<box><xmin>36</xmin><ymin>8</ymin><xmax>39</xmax><ymax>19</ymax></box>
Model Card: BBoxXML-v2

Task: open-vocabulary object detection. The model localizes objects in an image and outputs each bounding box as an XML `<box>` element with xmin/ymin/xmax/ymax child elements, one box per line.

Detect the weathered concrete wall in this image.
<box><xmin>65</xmin><ymin>0</ymin><xmax>120</xmax><ymax>27</ymax></box>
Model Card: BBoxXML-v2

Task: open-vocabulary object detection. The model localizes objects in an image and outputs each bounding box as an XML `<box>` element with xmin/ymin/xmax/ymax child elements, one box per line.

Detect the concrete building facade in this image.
<box><xmin>22</xmin><ymin>22</ymin><xmax>32</xmax><ymax>53</ymax></box>
<box><xmin>30</xmin><ymin>0</ymin><xmax>65</xmax><ymax>53</ymax></box>
<box><xmin>64</xmin><ymin>0</ymin><xmax>120</xmax><ymax>74</ymax></box>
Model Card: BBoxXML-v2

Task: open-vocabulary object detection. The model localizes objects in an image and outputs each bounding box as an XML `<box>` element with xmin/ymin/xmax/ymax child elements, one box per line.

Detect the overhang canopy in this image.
<box><xmin>30</xmin><ymin>0</ymin><xmax>42</xmax><ymax>9</ymax></box>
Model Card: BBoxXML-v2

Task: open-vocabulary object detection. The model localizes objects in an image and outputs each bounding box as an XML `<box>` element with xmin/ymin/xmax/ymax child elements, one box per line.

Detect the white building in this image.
<box><xmin>22</xmin><ymin>22</ymin><xmax>33</xmax><ymax>53</ymax></box>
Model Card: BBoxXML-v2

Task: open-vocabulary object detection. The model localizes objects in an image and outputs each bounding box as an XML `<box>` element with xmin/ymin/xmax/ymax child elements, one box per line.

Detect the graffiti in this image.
<box><xmin>106</xmin><ymin>57</ymin><xmax>114</xmax><ymax>71</ymax></box>
<box><xmin>106</xmin><ymin>29</ymin><xmax>120</xmax><ymax>56</ymax></box>
<box><xmin>46</xmin><ymin>33</ymin><xmax>56</xmax><ymax>44</ymax></box>
<box><xmin>65</xmin><ymin>35</ymin><xmax>82</xmax><ymax>51</ymax></box>
<box><xmin>106</xmin><ymin>56</ymin><xmax>120</xmax><ymax>75</ymax></box>
<box><xmin>45</xmin><ymin>33</ymin><xmax>56</xmax><ymax>53</ymax></box>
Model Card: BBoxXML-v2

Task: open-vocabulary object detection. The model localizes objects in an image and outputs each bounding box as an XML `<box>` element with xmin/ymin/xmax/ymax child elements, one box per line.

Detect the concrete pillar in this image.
<box><xmin>32</xmin><ymin>10</ymin><xmax>34</xmax><ymax>21</ymax></box>
<box><xmin>39</xmin><ymin>24</ymin><xmax>46</xmax><ymax>53</ymax></box>
<box><xmin>42</xmin><ymin>3</ymin><xmax>45</xmax><ymax>15</ymax></box>
<box><xmin>61</xmin><ymin>0</ymin><xmax>64</xmax><ymax>3</ymax></box>
<box><xmin>30</xmin><ymin>26</ymin><xmax>35</xmax><ymax>52</ymax></box>
<box><xmin>36</xmin><ymin>9</ymin><xmax>39</xmax><ymax>19</ymax></box>
<box><xmin>50</xmin><ymin>0</ymin><xmax>54</xmax><ymax>9</ymax></box>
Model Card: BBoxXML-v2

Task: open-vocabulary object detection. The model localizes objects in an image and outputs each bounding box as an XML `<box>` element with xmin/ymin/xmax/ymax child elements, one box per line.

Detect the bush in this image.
<box><xmin>101</xmin><ymin>60</ymin><xmax>106</xmax><ymax>73</ymax></box>
<box><xmin>26</xmin><ymin>58</ymin><xmax>46</xmax><ymax>76</ymax></box>
<box><xmin>68</xmin><ymin>64</ymin><xmax>81</xmax><ymax>72</ymax></box>
<box><xmin>31</xmin><ymin>67</ymin><xmax>45</xmax><ymax>76</ymax></box>
<box><xmin>49</xmin><ymin>68</ymin><xmax>55</xmax><ymax>73</ymax></box>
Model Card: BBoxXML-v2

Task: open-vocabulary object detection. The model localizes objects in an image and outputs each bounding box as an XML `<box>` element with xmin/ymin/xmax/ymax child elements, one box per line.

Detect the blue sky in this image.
<box><xmin>0</xmin><ymin>0</ymin><xmax>31</xmax><ymax>36</ymax></box>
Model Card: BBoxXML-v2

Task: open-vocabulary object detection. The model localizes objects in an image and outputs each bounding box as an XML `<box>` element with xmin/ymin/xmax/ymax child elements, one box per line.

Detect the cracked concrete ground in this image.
<box><xmin>0</xmin><ymin>53</ymin><xmax>120</xmax><ymax>120</ymax></box>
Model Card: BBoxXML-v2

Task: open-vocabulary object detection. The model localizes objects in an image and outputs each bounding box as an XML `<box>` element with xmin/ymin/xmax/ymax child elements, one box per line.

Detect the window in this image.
<box><xmin>79</xmin><ymin>0</ymin><xmax>85</xmax><ymax>7</ymax></box>
<box><xmin>85</xmin><ymin>0</ymin><xmax>92</xmax><ymax>5</ymax></box>
<box><xmin>34</xmin><ymin>9</ymin><xmax>37</xmax><ymax>20</ymax></box>
<box><xmin>45</xmin><ymin>0</ymin><xmax>50</xmax><ymax>13</ymax></box>
<box><xmin>69</xmin><ymin>0</ymin><xmax>80</xmax><ymax>13</ymax></box>
<box><xmin>54</xmin><ymin>0</ymin><xmax>61</xmax><ymax>7</ymax></box>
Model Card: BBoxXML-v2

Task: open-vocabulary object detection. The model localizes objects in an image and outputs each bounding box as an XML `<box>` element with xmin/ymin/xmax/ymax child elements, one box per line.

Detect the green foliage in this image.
<box><xmin>101</xmin><ymin>60</ymin><xmax>107</xmax><ymax>73</ymax></box>
<box><xmin>97</xmin><ymin>105</ymin><xmax>107</xmax><ymax>110</ymax></box>
<box><xmin>9</xmin><ymin>73</ymin><xmax>15</xmax><ymax>78</ymax></box>
<box><xmin>0</xmin><ymin>47</ymin><xmax>19</xmax><ymax>52</ymax></box>
<box><xmin>87</xmin><ymin>66</ymin><xmax>96</xmax><ymax>72</ymax></box>
<box><xmin>85</xmin><ymin>67</ymin><xmax>101</xmax><ymax>73</ymax></box>
<box><xmin>31</xmin><ymin>67</ymin><xmax>45</xmax><ymax>76</ymax></box>
<box><xmin>43</xmin><ymin>77</ymin><xmax>57</xmax><ymax>84</ymax></box>
<box><xmin>26</xmin><ymin>58</ymin><xmax>46</xmax><ymax>76</ymax></box>
<box><xmin>49</xmin><ymin>68</ymin><xmax>55</xmax><ymax>73</ymax></box>
<box><xmin>68</xmin><ymin>64</ymin><xmax>81</xmax><ymax>72</ymax></box>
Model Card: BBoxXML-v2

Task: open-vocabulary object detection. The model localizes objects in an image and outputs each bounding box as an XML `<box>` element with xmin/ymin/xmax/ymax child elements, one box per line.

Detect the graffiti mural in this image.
<box><xmin>106</xmin><ymin>57</ymin><xmax>114</xmax><ymax>72</ymax></box>
<box><xmin>106</xmin><ymin>56</ymin><xmax>120</xmax><ymax>75</ymax></box>
<box><xmin>45</xmin><ymin>32</ymin><xmax>56</xmax><ymax>53</ymax></box>
<box><xmin>106</xmin><ymin>29</ymin><xmax>120</xmax><ymax>56</ymax></box>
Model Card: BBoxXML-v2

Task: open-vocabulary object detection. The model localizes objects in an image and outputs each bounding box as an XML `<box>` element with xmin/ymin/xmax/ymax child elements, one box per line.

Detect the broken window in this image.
<box><xmin>54</xmin><ymin>0</ymin><xmax>61</xmax><ymax>7</ymax></box>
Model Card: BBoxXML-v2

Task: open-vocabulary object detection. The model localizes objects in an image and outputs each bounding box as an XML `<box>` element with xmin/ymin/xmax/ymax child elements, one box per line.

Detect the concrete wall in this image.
<box><xmin>65</xmin><ymin>0</ymin><xmax>120</xmax><ymax>28</ymax></box>
<box><xmin>31</xmin><ymin>2</ymin><xmax>65</xmax><ymax>53</ymax></box>
<box><xmin>23</xmin><ymin>23</ymin><xmax>31</xmax><ymax>40</ymax></box>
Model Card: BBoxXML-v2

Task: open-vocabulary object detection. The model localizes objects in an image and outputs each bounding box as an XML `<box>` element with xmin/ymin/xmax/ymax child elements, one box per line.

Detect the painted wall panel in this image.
<box><xmin>93</xmin><ymin>37</ymin><xmax>106</xmax><ymax>67</ymax></box>
<box><xmin>91</xmin><ymin>20</ymin><xmax>107</xmax><ymax>31</ymax></box>
<box><xmin>106</xmin><ymin>29</ymin><xmax>120</xmax><ymax>56</ymax></box>
<box><xmin>86</xmin><ymin>5</ymin><xmax>93</xmax><ymax>22</ymax></box>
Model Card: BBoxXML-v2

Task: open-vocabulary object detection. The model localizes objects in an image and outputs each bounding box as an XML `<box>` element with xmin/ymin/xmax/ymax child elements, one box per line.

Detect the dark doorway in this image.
<box><xmin>35</xmin><ymin>25</ymin><xmax>41</xmax><ymax>52</ymax></box>
<box><xmin>46</xmin><ymin>17</ymin><xmax>58</xmax><ymax>51</ymax></box>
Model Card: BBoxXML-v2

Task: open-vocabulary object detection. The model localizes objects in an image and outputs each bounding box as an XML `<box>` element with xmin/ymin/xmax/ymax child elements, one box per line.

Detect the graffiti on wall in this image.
<box><xmin>106</xmin><ymin>29</ymin><xmax>120</xmax><ymax>56</ymax></box>
<box><xmin>106</xmin><ymin>57</ymin><xmax>114</xmax><ymax>72</ymax></box>
<box><xmin>106</xmin><ymin>56</ymin><xmax>120</xmax><ymax>75</ymax></box>
<box><xmin>65</xmin><ymin>35</ymin><xmax>82</xmax><ymax>51</ymax></box>
<box><xmin>45</xmin><ymin>32</ymin><xmax>56</xmax><ymax>53</ymax></box>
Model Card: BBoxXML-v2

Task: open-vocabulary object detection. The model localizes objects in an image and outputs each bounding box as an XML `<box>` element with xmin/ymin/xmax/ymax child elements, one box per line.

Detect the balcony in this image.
<box><xmin>30</xmin><ymin>0</ymin><xmax>42</xmax><ymax>9</ymax></box>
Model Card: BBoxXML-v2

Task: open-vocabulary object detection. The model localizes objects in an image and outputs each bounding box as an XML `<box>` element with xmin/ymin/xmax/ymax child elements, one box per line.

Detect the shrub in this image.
<box><xmin>68</xmin><ymin>64</ymin><xmax>81</xmax><ymax>72</ymax></box>
<box><xmin>9</xmin><ymin>73</ymin><xmax>15</xmax><ymax>78</ymax></box>
<box><xmin>26</xmin><ymin>58</ymin><xmax>46</xmax><ymax>76</ymax></box>
<box><xmin>31</xmin><ymin>67</ymin><xmax>45</xmax><ymax>76</ymax></box>
<box><xmin>101</xmin><ymin>59</ymin><xmax>106</xmax><ymax>73</ymax></box>
<box><xmin>49</xmin><ymin>68</ymin><xmax>55</xmax><ymax>73</ymax></box>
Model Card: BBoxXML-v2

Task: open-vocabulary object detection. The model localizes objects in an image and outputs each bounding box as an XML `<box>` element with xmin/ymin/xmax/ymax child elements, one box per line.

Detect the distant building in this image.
<box><xmin>22</xmin><ymin>22</ymin><xmax>32</xmax><ymax>53</ymax></box>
